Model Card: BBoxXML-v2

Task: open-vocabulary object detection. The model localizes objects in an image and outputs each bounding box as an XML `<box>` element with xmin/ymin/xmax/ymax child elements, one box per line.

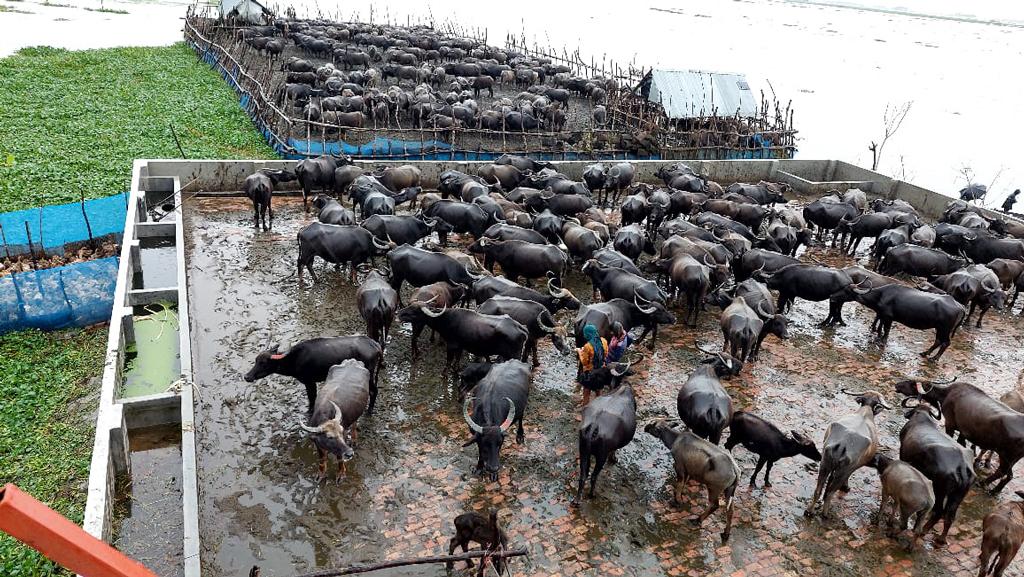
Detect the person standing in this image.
<box><xmin>576</xmin><ymin>324</ymin><xmax>608</xmax><ymax>405</ymax></box>
<box><xmin>607</xmin><ymin>321</ymin><xmax>635</xmax><ymax>363</ymax></box>
<box><xmin>1003</xmin><ymin>189</ymin><xmax>1020</xmax><ymax>213</ymax></box>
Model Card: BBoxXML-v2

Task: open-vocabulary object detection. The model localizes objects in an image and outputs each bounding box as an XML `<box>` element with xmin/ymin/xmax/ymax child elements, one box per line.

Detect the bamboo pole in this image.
<box><xmin>24</xmin><ymin>222</ymin><xmax>38</xmax><ymax>270</ymax></box>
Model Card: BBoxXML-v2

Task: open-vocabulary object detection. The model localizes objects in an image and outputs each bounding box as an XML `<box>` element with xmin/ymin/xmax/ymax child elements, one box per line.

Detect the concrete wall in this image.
<box><xmin>142</xmin><ymin>156</ymin><xmax>1021</xmax><ymax>224</ymax></box>
<box><xmin>145</xmin><ymin>157</ymin><xmax>953</xmax><ymax>217</ymax></box>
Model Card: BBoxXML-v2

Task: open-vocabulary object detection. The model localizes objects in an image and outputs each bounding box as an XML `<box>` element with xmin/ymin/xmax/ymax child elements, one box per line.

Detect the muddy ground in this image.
<box><xmin>185</xmin><ymin>196</ymin><xmax>1024</xmax><ymax>577</ymax></box>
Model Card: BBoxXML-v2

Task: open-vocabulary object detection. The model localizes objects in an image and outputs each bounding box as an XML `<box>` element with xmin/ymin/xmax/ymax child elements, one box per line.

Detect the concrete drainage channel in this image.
<box><xmin>83</xmin><ymin>162</ymin><xmax>198</xmax><ymax>577</ymax></box>
<box><xmin>83</xmin><ymin>158</ymin><xmax>1019</xmax><ymax>577</ymax></box>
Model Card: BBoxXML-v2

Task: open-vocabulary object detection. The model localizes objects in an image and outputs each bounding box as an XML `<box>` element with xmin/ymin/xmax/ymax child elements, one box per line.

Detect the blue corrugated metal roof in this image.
<box><xmin>647</xmin><ymin>69</ymin><xmax>758</xmax><ymax>119</ymax></box>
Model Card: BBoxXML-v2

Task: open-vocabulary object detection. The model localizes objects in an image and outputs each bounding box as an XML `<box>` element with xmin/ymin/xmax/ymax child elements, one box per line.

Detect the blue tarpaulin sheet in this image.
<box><xmin>0</xmin><ymin>194</ymin><xmax>127</xmax><ymax>252</ymax></box>
<box><xmin>0</xmin><ymin>257</ymin><xmax>119</xmax><ymax>333</ymax></box>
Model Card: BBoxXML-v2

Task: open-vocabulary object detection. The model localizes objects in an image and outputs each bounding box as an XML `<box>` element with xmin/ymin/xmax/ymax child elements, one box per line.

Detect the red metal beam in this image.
<box><xmin>0</xmin><ymin>483</ymin><xmax>158</xmax><ymax>577</ymax></box>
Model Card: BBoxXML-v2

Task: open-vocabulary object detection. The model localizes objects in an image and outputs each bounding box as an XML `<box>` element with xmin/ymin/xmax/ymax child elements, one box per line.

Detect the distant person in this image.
<box><xmin>1003</xmin><ymin>189</ymin><xmax>1020</xmax><ymax>213</ymax></box>
<box><xmin>577</xmin><ymin>324</ymin><xmax>608</xmax><ymax>405</ymax></box>
<box><xmin>607</xmin><ymin>321</ymin><xmax>635</xmax><ymax>363</ymax></box>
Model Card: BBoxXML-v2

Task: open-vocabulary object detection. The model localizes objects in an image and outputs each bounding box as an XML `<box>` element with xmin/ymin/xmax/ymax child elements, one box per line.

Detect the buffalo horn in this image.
<box><xmin>498</xmin><ymin>398</ymin><xmax>516</xmax><ymax>433</ymax></box>
<box><xmin>536</xmin><ymin>311</ymin><xmax>557</xmax><ymax>333</ymax></box>
<box><xmin>695</xmin><ymin>342</ymin><xmax>717</xmax><ymax>356</ymax></box>
<box><xmin>371</xmin><ymin>234</ymin><xmax>391</xmax><ymax>249</ymax></box>
<box><xmin>463</xmin><ymin>396</ymin><xmax>484</xmax><ymax>434</ymax></box>
<box><xmin>850</xmin><ymin>279</ymin><xmax>873</xmax><ymax>295</ymax></box>
<box><xmin>420</xmin><ymin>303</ymin><xmax>447</xmax><ymax>318</ymax></box>
<box><xmin>297</xmin><ymin>419</ymin><xmax>327</xmax><ymax>434</ymax></box>
<box><xmin>702</xmin><ymin>253</ymin><xmax>717</xmax><ymax>268</ymax></box>
<box><xmin>841</xmin><ymin>388</ymin><xmax>868</xmax><ymax>396</ymax></box>
<box><xmin>328</xmin><ymin>402</ymin><xmax>345</xmax><ymax>436</ymax></box>
<box><xmin>633</xmin><ymin>291</ymin><xmax>656</xmax><ymax>314</ymax></box>
<box><xmin>755</xmin><ymin>299</ymin><xmax>773</xmax><ymax>319</ymax></box>
<box><xmin>716</xmin><ymin>352</ymin><xmax>733</xmax><ymax>371</ymax></box>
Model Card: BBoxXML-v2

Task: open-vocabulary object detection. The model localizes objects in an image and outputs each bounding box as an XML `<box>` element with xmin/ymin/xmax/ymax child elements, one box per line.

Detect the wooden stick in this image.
<box><xmin>80</xmin><ymin>190</ymin><xmax>95</xmax><ymax>249</ymax></box>
<box><xmin>24</xmin><ymin>222</ymin><xmax>38</xmax><ymax>270</ymax></box>
<box><xmin>0</xmin><ymin>222</ymin><xmax>10</xmax><ymax>260</ymax></box>
<box><xmin>285</xmin><ymin>547</ymin><xmax>527</xmax><ymax>577</ymax></box>
<box><xmin>37</xmin><ymin>208</ymin><xmax>45</xmax><ymax>258</ymax></box>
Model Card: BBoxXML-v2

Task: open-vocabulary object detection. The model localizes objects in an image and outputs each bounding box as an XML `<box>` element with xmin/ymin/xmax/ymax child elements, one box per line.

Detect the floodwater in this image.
<box><xmin>185</xmin><ymin>194</ymin><xmax>1024</xmax><ymax>577</ymax></box>
<box><xmin>0</xmin><ymin>0</ymin><xmax>187</xmax><ymax>57</ymax></box>
<box><xmin>4</xmin><ymin>0</ymin><xmax>1023</xmax><ymax>203</ymax></box>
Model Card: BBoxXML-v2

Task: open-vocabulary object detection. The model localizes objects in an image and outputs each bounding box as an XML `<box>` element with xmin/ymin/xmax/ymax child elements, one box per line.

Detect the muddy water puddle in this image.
<box><xmin>113</xmin><ymin>425</ymin><xmax>185</xmax><ymax>577</ymax></box>
<box><xmin>185</xmin><ymin>196</ymin><xmax>1024</xmax><ymax>577</ymax></box>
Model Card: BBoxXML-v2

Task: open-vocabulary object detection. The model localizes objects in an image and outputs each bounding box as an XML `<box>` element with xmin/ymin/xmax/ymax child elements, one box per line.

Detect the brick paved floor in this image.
<box><xmin>185</xmin><ymin>197</ymin><xmax>1023</xmax><ymax>577</ymax></box>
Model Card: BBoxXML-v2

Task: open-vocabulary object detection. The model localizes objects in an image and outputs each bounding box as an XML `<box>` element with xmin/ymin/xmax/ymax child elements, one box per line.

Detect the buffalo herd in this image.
<box><xmin>242</xmin><ymin>155</ymin><xmax>1024</xmax><ymax>572</ymax></box>
<box><xmin>234</xmin><ymin>18</ymin><xmax>617</xmax><ymax>140</ymax></box>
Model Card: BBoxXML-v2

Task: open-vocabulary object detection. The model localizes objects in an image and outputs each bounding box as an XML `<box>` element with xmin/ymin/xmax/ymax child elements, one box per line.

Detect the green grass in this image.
<box><xmin>0</xmin><ymin>327</ymin><xmax>108</xmax><ymax>576</ymax></box>
<box><xmin>0</xmin><ymin>41</ymin><xmax>276</xmax><ymax>574</ymax></box>
<box><xmin>0</xmin><ymin>42</ymin><xmax>277</xmax><ymax>212</ymax></box>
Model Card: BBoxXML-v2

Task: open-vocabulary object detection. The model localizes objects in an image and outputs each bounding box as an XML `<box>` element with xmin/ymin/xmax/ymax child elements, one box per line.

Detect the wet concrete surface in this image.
<box><xmin>185</xmin><ymin>196</ymin><xmax>1024</xmax><ymax>577</ymax></box>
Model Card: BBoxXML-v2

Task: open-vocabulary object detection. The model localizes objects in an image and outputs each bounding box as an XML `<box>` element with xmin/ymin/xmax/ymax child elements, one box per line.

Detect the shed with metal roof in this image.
<box><xmin>638</xmin><ymin>69</ymin><xmax>758</xmax><ymax>119</ymax></box>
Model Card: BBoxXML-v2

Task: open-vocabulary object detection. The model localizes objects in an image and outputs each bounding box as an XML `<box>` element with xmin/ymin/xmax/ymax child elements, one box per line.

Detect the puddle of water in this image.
<box><xmin>121</xmin><ymin>301</ymin><xmax>180</xmax><ymax>398</ymax></box>
<box><xmin>133</xmin><ymin>237</ymin><xmax>178</xmax><ymax>289</ymax></box>
<box><xmin>183</xmin><ymin>195</ymin><xmax>1024</xmax><ymax>577</ymax></box>
<box><xmin>113</xmin><ymin>424</ymin><xmax>184</xmax><ymax>577</ymax></box>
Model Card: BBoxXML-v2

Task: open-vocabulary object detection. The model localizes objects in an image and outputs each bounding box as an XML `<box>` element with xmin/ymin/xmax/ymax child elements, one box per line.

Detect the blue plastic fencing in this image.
<box><xmin>0</xmin><ymin>257</ymin><xmax>120</xmax><ymax>333</ymax></box>
<box><xmin>0</xmin><ymin>194</ymin><xmax>128</xmax><ymax>254</ymax></box>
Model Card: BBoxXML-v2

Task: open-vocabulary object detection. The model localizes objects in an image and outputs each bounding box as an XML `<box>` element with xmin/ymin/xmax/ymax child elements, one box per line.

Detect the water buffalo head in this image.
<box><xmin>547</xmin><ymin>279</ymin><xmax>581</xmax><ymax>311</ymax></box>
<box><xmin>298</xmin><ymin>402</ymin><xmax>355</xmax><ymax>462</ymax></box>
<box><xmin>262</xmin><ymin>168</ymin><xmax>297</xmax><ymax>183</ymax></box>
<box><xmin>900</xmin><ymin>396</ymin><xmax>943</xmax><ymax>420</ymax></box>
<box><xmin>892</xmin><ymin>374</ymin><xmax>958</xmax><ymax>398</ymax></box>
<box><xmin>704</xmin><ymin>287</ymin><xmax>736</xmax><ymax>310</ymax></box>
<box><xmin>536</xmin><ymin>311</ymin><xmax>571</xmax><ymax>355</ymax></box>
<box><xmin>764</xmin><ymin>313</ymin><xmax>790</xmax><ymax>340</ymax></box>
<box><xmin>842</xmin><ymin>389</ymin><xmax>893</xmax><ymax>415</ymax></box>
<box><xmin>695</xmin><ymin>342</ymin><xmax>743</xmax><ymax>377</ymax></box>
<box><xmin>243</xmin><ymin>342</ymin><xmax>290</xmax><ymax>382</ymax></box>
<box><xmin>633</xmin><ymin>292</ymin><xmax>677</xmax><ymax>325</ymax></box>
<box><xmin>463</xmin><ymin>396</ymin><xmax>516</xmax><ymax>481</ymax></box>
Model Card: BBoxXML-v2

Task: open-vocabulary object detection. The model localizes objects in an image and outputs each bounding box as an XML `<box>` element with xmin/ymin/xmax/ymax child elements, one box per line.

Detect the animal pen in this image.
<box><xmin>70</xmin><ymin>156</ymin><xmax>1024</xmax><ymax>577</ymax></box>
<box><xmin>182</xmin><ymin>8</ymin><xmax>797</xmax><ymax>161</ymax></box>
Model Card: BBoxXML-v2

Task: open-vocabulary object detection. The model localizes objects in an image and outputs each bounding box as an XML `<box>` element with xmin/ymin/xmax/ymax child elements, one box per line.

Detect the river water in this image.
<box><xmin>3</xmin><ymin>0</ymin><xmax>1022</xmax><ymax>204</ymax></box>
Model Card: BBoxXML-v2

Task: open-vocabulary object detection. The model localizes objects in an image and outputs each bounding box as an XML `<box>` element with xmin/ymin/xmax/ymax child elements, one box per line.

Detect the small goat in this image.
<box><xmin>869</xmin><ymin>454</ymin><xmax>934</xmax><ymax>549</ymax></box>
<box><xmin>979</xmin><ymin>491</ymin><xmax>1024</xmax><ymax>577</ymax></box>
<box><xmin>646</xmin><ymin>419</ymin><xmax>741</xmax><ymax>542</ymax></box>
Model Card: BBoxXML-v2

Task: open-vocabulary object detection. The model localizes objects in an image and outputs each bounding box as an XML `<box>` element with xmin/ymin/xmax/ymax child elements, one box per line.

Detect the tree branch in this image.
<box><xmin>257</xmin><ymin>547</ymin><xmax>529</xmax><ymax>577</ymax></box>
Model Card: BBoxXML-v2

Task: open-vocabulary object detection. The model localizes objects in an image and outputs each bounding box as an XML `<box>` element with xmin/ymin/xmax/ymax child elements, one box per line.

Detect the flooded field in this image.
<box><xmin>185</xmin><ymin>196</ymin><xmax>1024</xmax><ymax>577</ymax></box>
